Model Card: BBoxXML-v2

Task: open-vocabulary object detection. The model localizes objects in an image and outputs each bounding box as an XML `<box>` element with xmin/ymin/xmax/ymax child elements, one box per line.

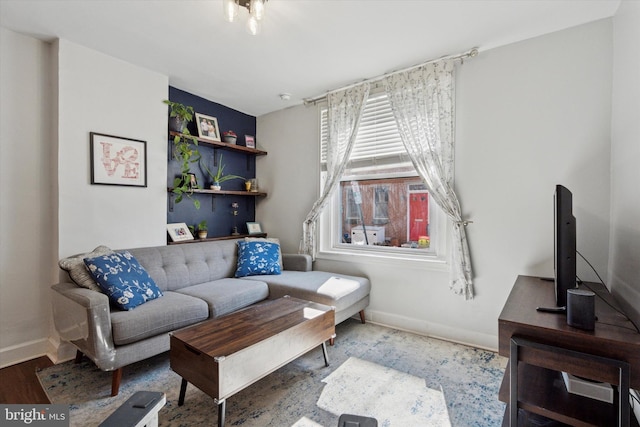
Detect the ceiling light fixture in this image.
<box><xmin>223</xmin><ymin>0</ymin><xmax>267</xmax><ymax>36</ymax></box>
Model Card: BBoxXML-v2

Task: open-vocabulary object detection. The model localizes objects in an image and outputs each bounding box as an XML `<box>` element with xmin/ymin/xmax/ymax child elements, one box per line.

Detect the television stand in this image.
<box><xmin>498</xmin><ymin>275</ymin><xmax>640</xmax><ymax>426</ymax></box>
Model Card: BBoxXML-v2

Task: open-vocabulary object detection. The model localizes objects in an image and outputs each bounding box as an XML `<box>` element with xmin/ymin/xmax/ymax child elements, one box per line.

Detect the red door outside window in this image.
<box><xmin>408</xmin><ymin>191</ymin><xmax>429</xmax><ymax>242</ymax></box>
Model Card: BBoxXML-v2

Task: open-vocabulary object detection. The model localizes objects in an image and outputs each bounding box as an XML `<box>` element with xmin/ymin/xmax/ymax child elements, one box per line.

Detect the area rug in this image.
<box><xmin>318</xmin><ymin>357</ymin><xmax>450</xmax><ymax>425</ymax></box>
<box><xmin>37</xmin><ymin>320</ymin><xmax>507</xmax><ymax>426</ymax></box>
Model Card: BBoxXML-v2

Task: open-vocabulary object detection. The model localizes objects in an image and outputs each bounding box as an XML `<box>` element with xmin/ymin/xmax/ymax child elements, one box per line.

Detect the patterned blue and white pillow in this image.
<box><xmin>83</xmin><ymin>251</ymin><xmax>163</xmax><ymax>310</ymax></box>
<box><xmin>235</xmin><ymin>241</ymin><xmax>282</xmax><ymax>277</ymax></box>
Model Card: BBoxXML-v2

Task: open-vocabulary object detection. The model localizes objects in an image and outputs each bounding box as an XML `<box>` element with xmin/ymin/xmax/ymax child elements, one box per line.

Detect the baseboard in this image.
<box><xmin>46</xmin><ymin>335</ymin><xmax>76</xmax><ymax>364</ymax></box>
<box><xmin>0</xmin><ymin>338</ymin><xmax>51</xmax><ymax>369</ymax></box>
<box><xmin>364</xmin><ymin>309</ymin><xmax>498</xmax><ymax>352</ymax></box>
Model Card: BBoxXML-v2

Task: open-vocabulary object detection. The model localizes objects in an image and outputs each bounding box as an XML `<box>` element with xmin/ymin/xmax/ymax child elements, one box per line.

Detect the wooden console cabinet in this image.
<box><xmin>498</xmin><ymin>275</ymin><xmax>640</xmax><ymax>426</ymax></box>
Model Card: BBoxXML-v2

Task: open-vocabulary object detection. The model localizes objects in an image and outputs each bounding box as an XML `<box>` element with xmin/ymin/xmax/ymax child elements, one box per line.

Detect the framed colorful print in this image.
<box><xmin>90</xmin><ymin>132</ymin><xmax>147</xmax><ymax>187</ymax></box>
<box><xmin>167</xmin><ymin>223</ymin><xmax>194</xmax><ymax>242</ymax></box>
<box><xmin>195</xmin><ymin>113</ymin><xmax>221</xmax><ymax>142</ymax></box>
<box><xmin>245</xmin><ymin>135</ymin><xmax>255</xmax><ymax>148</ymax></box>
<box><xmin>246</xmin><ymin>222</ymin><xmax>263</xmax><ymax>235</ymax></box>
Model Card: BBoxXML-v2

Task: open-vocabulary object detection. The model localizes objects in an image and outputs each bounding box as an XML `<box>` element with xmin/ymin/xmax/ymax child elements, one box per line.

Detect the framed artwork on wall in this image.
<box><xmin>245</xmin><ymin>135</ymin><xmax>255</xmax><ymax>148</ymax></box>
<box><xmin>90</xmin><ymin>132</ymin><xmax>147</xmax><ymax>187</ymax></box>
<box><xmin>167</xmin><ymin>223</ymin><xmax>194</xmax><ymax>242</ymax></box>
<box><xmin>195</xmin><ymin>113</ymin><xmax>221</xmax><ymax>142</ymax></box>
<box><xmin>246</xmin><ymin>222</ymin><xmax>263</xmax><ymax>235</ymax></box>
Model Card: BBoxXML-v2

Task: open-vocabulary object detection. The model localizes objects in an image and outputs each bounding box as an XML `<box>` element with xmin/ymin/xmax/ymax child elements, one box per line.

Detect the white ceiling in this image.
<box><xmin>0</xmin><ymin>0</ymin><xmax>620</xmax><ymax>117</ymax></box>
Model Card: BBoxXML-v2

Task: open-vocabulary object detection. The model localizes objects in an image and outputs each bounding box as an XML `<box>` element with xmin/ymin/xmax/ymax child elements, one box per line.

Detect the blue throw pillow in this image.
<box><xmin>235</xmin><ymin>241</ymin><xmax>282</xmax><ymax>277</ymax></box>
<box><xmin>83</xmin><ymin>251</ymin><xmax>163</xmax><ymax>310</ymax></box>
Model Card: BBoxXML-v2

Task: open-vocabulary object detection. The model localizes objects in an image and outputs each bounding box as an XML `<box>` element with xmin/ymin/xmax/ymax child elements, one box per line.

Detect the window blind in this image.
<box><xmin>321</xmin><ymin>93</ymin><xmax>405</xmax><ymax>164</ymax></box>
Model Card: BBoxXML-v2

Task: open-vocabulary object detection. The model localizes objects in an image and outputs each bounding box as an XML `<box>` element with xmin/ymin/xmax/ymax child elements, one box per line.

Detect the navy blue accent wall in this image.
<box><xmin>167</xmin><ymin>86</ymin><xmax>258</xmax><ymax>238</ymax></box>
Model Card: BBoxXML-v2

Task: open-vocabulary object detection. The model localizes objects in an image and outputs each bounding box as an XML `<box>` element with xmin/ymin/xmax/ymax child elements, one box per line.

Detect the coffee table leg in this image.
<box><xmin>178</xmin><ymin>378</ymin><xmax>188</xmax><ymax>406</ymax></box>
<box><xmin>217</xmin><ymin>399</ymin><xmax>226</xmax><ymax>427</ymax></box>
<box><xmin>321</xmin><ymin>342</ymin><xmax>329</xmax><ymax>367</ymax></box>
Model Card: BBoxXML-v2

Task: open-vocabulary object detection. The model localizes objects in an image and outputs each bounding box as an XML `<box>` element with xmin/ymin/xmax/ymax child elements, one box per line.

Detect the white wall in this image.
<box><xmin>57</xmin><ymin>39</ymin><xmax>168</xmax><ymax>258</ymax></box>
<box><xmin>609</xmin><ymin>1</ymin><xmax>640</xmax><ymax>327</ymax></box>
<box><xmin>0</xmin><ymin>32</ymin><xmax>169</xmax><ymax>367</ymax></box>
<box><xmin>0</xmin><ymin>28</ymin><xmax>56</xmax><ymax>367</ymax></box>
<box><xmin>257</xmin><ymin>19</ymin><xmax>614</xmax><ymax>350</ymax></box>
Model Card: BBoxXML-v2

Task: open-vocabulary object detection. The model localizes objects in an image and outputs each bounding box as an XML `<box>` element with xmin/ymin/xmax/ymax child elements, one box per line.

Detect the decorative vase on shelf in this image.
<box><xmin>222</xmin><ymin>131</ymin><xmax>237</xmax><ymax>144</ymax></box>
<box><xmin>168</xmin><ymin>116</ymin><xmax>186</xmax><ymax>133</ymax></box>
<box><xmin>211</xmin><ymin>182</ymin><xmax>221</xmax><ymax>191</ymax></box>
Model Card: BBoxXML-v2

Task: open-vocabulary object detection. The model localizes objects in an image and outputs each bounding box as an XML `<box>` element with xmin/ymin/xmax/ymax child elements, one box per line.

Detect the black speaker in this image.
<box><xmin>566</xmin><ymin>289</ymin><xmax>595</xmax><ymax>330</ymax></box>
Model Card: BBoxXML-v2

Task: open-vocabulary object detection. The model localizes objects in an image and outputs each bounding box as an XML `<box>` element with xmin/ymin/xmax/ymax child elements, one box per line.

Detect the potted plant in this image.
<box><xmin>222</xmin><ymin>130</ymin><xmax>237</xmax><ymax>144</ymax></box>
<box><xmin>196</xmin><ymin>220</ymin><xmax>208</xmax><ymax>239</ymax></box>
<box><xmin>200</xmin><ymin>153</ymin><xmax>245</xmax><ymax>191</ymax></box>
<box><xmin>163</xmin><ymin>100</ymin><xmax>201</xmax><ymax>209</ymax></box>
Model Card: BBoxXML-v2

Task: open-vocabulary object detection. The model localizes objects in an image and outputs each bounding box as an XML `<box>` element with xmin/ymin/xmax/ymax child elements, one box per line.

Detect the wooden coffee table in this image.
<box><xmin>170</xmin><ymin>296</ymin><xmax>335</xmax><ymax>427</ymax></box>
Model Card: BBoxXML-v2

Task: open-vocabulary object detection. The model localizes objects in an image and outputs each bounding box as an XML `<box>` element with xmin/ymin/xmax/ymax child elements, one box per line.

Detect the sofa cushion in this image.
<box><xmin>59</xmin><ymin>245</ymin><xmax>113</xmax><ymax>292</ymax></box>
<box><xmin>235</xmin><ymin>241</ymin><xmax>281</xmax><ymax>277</ymax></box>
<box><xmin>245</xmin><ymin>271</ymin><xmax>371</xmax><ymax>313</ymax></box>
<box><xmin>244</xmin><ymin>237</ymin><xmax>283</xmax><ymax>270</ymax></box>
<box><xmin>127</xmin><ymin>240</ymin><xmax>239</xmax><ymax>292</ymax></box>
<box><xmin>110</xmin><ymin>291</ymin><xmax>209</xmax><ymax>345</ymax></box>
<box><xmin>176</xmin><ymin>278</ymin><xmax>269</xmax><ymax>318</ymax></box>
<box><xmin>84</xmin><ymin>251</ymin><xmax>163</xmax><ymax>310</ymax></box>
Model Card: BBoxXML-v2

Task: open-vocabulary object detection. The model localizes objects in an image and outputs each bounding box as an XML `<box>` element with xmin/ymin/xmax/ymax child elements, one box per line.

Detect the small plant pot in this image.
<box><xmin>211</xmin><ymin>183</ymin><xmax>221</xmax><ymax>191</ymax></box>
<box><xmin>198</xmin><ymin>230</ymin><xmax>207</xmax><ymax>239</ymax></box>
<box><xmin>223</xmin><ymin>135</ymin><xmax>237</xmax><ymax>144</ymax></box>
<box><xmin>169</xmin><ymin>117</ymin><xmax>186</xmax><ymax>133</ymax></box>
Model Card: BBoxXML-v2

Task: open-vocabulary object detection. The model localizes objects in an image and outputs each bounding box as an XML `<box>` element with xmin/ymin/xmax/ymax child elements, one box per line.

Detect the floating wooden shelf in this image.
<box><xmin>169</xmin><ymin>131</ymin><xmax>267</xmax><ymax>156</ymax></box>
<box><xmin>168</xmin><ymin>233</ymin><xmax>267</xmax><ymax>245</ymax></box>
<box><xmin>167</xmin><ymin>188</ymin><xmax>267</xmax><ymax>197</ymax></box>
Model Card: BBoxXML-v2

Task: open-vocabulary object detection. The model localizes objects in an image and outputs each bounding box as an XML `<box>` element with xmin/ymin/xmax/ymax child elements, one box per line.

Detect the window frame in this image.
<box><xmin>316</xmin><ymin>92</ymin><xmax>449</xmax><ymax>267</ymax></box>
<box><xmin>317</xmin><ymin>170</ymin><xmax>449</xmax><ymax>266</ymax></box>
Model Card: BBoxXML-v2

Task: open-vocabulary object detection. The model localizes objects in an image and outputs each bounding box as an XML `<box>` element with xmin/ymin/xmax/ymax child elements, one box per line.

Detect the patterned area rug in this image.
<box><xmin>37</xmin><ymin>320</ymin><xmax>507</xmax><ymax>426</ymax></box>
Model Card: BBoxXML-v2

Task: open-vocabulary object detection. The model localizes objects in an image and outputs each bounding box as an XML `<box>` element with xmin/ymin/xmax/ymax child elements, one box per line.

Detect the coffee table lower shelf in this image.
<box><xmin>170</xmin><ymin>297</ymin><xmax>335</xmax><ymax>427</ymax></box>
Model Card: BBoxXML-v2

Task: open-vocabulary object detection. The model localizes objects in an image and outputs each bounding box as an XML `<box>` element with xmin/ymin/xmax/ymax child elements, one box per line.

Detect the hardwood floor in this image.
<box><xmin>0</xmin><ymin>356</ymin><xmax>53</xmax><ymax>404</ymax></box>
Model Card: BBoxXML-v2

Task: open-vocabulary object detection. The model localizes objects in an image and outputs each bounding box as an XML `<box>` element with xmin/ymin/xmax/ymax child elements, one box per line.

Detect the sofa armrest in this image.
<box><xmin>282</xmin><ymin>253</ymin><xmax>312</xmax><ymax>272</ymax></box>
<box><xmin>51</xmin><ymin>282</ymin><xmax>117</xmax><ymax>368</ymax></box>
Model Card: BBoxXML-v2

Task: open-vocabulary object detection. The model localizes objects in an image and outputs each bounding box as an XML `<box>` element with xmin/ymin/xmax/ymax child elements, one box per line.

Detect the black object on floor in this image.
<box><xmin>338</xmin><ymin>413</ymin><xmax>378</xmax><ymax>427</ymax></box>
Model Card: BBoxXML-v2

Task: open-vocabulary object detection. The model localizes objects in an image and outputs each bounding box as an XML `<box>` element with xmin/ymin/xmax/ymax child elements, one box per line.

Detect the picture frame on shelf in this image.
<box><xmin>90</xmin><ymin>132</ymin><xmax>147</xmax><ymax>187</ymax></box>
<box><xmin>245</xmin><ymin>135</ymin><xmax>255</xmax><ymax>148</ymax></box>
<box><xmin>167</xmin><ymin>223</ymin><xmax>194</xmax><ymax>242</ymax></box>
<box><xmin>195</xmin><ymin>113</ymin><xmax>221</xmax><ymax>142</ymax></box>
<box><xmin>246</xmin><ymin>222</ymin><xmax>263</xmax><ymax>235</ymax></box>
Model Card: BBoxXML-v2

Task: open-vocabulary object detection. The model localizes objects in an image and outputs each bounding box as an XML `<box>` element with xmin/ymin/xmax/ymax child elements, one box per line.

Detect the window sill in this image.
<box><xmin>316</xmin><ymin>246</ymin><xmax>449</xmax><ymax>271</ymax></box>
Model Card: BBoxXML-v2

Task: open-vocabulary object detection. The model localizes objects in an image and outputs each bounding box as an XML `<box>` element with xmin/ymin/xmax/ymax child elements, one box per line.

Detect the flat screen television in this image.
<box><xmin>554</xmin><ymin>184</ymin><xmax>577</xmax><ymax>308</ymax></box>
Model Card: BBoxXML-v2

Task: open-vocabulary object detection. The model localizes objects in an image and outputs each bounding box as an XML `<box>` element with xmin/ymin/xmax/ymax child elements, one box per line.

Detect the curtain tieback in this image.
<box><xmin>456</xmin><ymin>220</ymin><xmax>473</xmax><ymax>226</ymax></box>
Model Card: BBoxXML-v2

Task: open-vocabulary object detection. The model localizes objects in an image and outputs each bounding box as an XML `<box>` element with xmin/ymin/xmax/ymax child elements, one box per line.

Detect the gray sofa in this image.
<box><xmin>51</xmin><ymin>239</ymin><xmax>370</xmax><ymax>396</ymax></box>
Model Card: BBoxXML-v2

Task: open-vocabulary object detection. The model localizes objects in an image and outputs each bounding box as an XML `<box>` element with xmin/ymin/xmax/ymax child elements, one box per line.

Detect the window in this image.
<box><xmin>319</xmin><ymin>92</ymin><xmax>446</xmax><ymax>259</ymax></box>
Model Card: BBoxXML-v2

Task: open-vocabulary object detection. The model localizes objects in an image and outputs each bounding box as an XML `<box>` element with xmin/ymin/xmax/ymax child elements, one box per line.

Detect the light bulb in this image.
<box><xmin>223</xmin><ymin>0</ymin><xmax>238</xmax><ymax>23</ymax></box>
<box><xmin>249</xmin><ymin>0</ymin><xmax>265</xmax><ymax>21</ymax></box>
<box><xmin>246</xmin><ymin>15</ymin><xmax>261</xmax><ymax>35</ymax></box>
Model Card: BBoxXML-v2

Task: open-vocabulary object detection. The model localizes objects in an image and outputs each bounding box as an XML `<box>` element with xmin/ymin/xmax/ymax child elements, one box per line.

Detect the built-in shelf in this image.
<box><xmin>169</xmin><ymin>131</ymin><xmax>267</xmax><ymax>156</ymax></box>
<box><xmin>168</xmin><ymin>233</ymin><xmax>267</xmax><ymax>245</ymax></box>
<box><xmin>167</xmin><ymin>188</ymin><xmax>267</xmax><ymax>197</ymax></box>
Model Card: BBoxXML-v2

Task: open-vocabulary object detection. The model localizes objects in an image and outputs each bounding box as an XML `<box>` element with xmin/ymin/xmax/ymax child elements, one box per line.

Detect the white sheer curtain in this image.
<box><xmin>382</xmin><ymin>60</ymin><xmax>474</xmax><ymax>299</ymax></box>
<box><xmin>302</xmin><ymin>83</ymin><xmax>370</xmax><ymax>258</ymax></box>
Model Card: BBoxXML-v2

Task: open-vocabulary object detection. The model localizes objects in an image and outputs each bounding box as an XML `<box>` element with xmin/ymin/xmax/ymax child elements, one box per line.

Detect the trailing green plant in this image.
<box><xmin>163</xmin><ymin>100</ymin><xmax>201</xmax><ymax>208</ymax></box>
<box><xmin>200</xmin><ymin>153</ymin><xmax>245</xmax><ymax>187</ymax></box>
